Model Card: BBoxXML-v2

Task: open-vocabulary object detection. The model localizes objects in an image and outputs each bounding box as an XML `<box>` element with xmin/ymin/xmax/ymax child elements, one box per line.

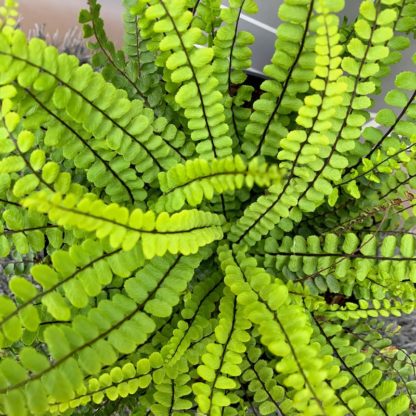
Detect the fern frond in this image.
<box><xmin>213</xmin><ymin>0</ymin><xmax>257</xmax><ymax>148</ymax></box>
<box><xmin>339</xmin><ymin>67</ymin><xmax>416</xmax><ymax>200</ymax></box>
<box><xmin>228</xmin><ymin>0</ymin><xmax>348</xmax><ymax>246</ymax></box>
<box><xmin>298</xmin><ymin>0</ymin><xmax>401</xmax><ymax>208</ymax></box>
<box><xmin>241</xmin><ymin>346</ymin><xmax>289</xmax><ymax>415</ymax></box>
<box><xmin>317</xmin><ymin>298</ymin><xmax>415</xmax><ymax>320</ymax></box>
<box><xmin>137</xmin><ymin>0</ymin><xmax>233</xmax><ymax>159</ymax></box>
<box><xmin>264</xmin><ymin>231</ymin><xmax>416</xmax><ymax>299</ymax></box>
<box><xmin>0</xmin><ymin>107</ymin><xmax>93</xmax><ymax>258</ymax></box>
<box><xmin>213</xmin><ymin>0</ymin><xmax>257</xmax><ymax>96</ymax></box>
<box><xmin>218</xmin><ymin>244</ymin><xmax>344</xmax><ymax>415</ymax></box>
<box><xmin>312</xmin><ymin>315</ymin><xmax>414</xmax><ymax>416</ymax></box>
<box><xmin>161</xmin><ymin>271</ymin><xmax>223</xmax><ymax>365</ymax></box>
<box><xmin>151</xmin><ymin>358</ymin><xmax>193</xmax><ymax>415</ymax></box>
<box><xmin>22</xmin><ymin>190</ymin><xmax>225</xmax><ymax>259</ymax></box>
<box><xmin>155</xmin><ymin>155</ymin><xmax>281</xmax><ymax>212</ymax></box>
<box><xmin>193</xmin><ymin>287</ymin><xmax>251</xmax><ymax>414</ymax></box>
<box><xmin>0</xmin><ymin>252</ymin><xmax>204</xmax><ymax>414</ymax></box>
<box><xmin>80</xmin><ymin>0</ymin><xmax>146</xmax><ymax>103</ymax></box>
<box><xmin>242</xmin><ymin>0</ymin><xmax>319</xmax><ymax>158</ymax></box>
<box><xmin>0</xmin><ymin>240</ymin><xmax>148</xmax><ymax>347</ymax></box>
<box><xmin>122</xmin><ymin>0</ymin><xmax>172</xmax><ymax>114</ymax></box>
<box><xmin>191</xmin><ymin>0</ymin><xmax>222</xmax><ymax>46</ymax></box>
<box><xmin>344</xmin><ymin>320</ymin><xmax>416</xmax><ymax>410</ymax></box>
<box><xmin>48</xmin><ymin>353</ymin><xmax>158</xmax><ymax>413</ymax></box>
<box><xmin>0</xmin><ymin>0</ymin><xmax>17</xmax><ymax>31</ymax></box>
<box><xmin>0</xmin><ymin>29</ymin><xmax>183</xmax><ymax>188</ymax></box>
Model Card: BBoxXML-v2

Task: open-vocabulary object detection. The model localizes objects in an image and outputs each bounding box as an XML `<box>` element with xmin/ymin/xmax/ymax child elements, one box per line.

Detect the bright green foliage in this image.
<box><xmin>155</xmin><ymin>155</ymin><xmax>280</xmax><ymax>212</ymax></box>
<box><xmin>121</xmin><ymin>0</ymin><xmax>176</xmax><ymax>119</ymax></box>
<box><xmin>0</xmin><ymin>0</ymin><xmax>415</xmax><ymax>415</ymax></box>
<box><xmin>0</xmin><ymin>0</ymin><xmax>17</xmax><ymax>30</ymax></box>
<box><xmin>213</xmin><ymin>0</ymin><xmax>257</xmax><ymax>144</ymax></box>
<box><xmin>80</xmin><ymin>0</ymin><xmax>144</xmax><ymax>101</ymax></box>
<box><xmin>22</xmin><ymin>190</ymin><xmax>225</xmax><ymax>258</ymax></box>
<box><xmin>137</xmin><ymin>0</ymin><xmax>234</xmax><ymax>159</ymax></box>
<box><xmin>264</xmin><ymin>232</ymin><xmax>416</xmax><ymax>299</ymax></box>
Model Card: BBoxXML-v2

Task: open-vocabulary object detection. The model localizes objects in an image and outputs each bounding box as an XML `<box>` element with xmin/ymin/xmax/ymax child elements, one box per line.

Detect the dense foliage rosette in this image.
<box><xmin>0</xmin><ymin>0</ymin><xmax>415</xmax><ymax>414</ymax></box>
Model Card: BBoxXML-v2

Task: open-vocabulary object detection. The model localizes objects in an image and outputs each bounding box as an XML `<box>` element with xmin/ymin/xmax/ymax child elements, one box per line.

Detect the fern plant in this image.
<box><xmin>0</xmin><ymin>0</ymin><xmax>415</xmax><ymax>414</ymax></box>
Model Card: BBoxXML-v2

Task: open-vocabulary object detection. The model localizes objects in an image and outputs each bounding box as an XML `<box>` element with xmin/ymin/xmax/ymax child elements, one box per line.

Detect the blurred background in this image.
<box><xmin>20</xmin><ymin>0</ymin><xmax>124</xmax><ymax>47</ymax></box>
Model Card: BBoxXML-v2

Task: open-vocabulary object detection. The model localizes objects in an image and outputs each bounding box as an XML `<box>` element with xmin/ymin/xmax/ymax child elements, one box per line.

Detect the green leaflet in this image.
<box><xmin>1</xmin><ymin>0</ymin><xmax>416</xmax><ymax>415</ymax></box>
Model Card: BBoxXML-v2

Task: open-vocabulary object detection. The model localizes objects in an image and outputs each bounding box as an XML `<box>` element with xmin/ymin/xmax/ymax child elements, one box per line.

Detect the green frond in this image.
<box><xmin>289</xmin><ymin>0</ymin><xmax>407</xmax><ymax>212</ymax></box>
<box><xmin>242</xmin><ymin>0</ymin><xmax>320</xmax><ymax>158</ymax></box>
<box><xmin>48</xmin><ymin>352</ymin><xmax>159</xmax><ymax>413</ymax></box>
<box><xmin>161</xmin><ymin>271</ymin><xmax>223</xmax><ymax>365</ymax></box>
<box><xmin>22</xmin><ymin>190</ymin><xmax>225</xmax><ymax>258</ymax></box>
<box><xmin>155</xmin><ymin>155</ymin><xmax>281</xmax><ymax>212</ymax></box>
<box><xmin>194</xmin><ymin>287</ymin><xmax>251</xmax><ymax>414</ymax></box>
<box><xmin>228</xmin><ymin>182</ymin><xmax>300</xmax><ymax>246</ymax></box>
<box><xmin>213</xmin><ymin>0</ymin><xmax>257</xmax><ymax>96</ymax></box>
<box><xmin>339</xmin><ymin>65</ymin><xmax>416</xmax><ymax>200</ymax></box>
<box><xmin>122</xmin><ymin>0</ymin><xmax>173</xmax><ymax>115</ymax></box>
<box><xmin>0</xmin><ymin>204</ymin><xmax>55</xmax><ymax>257</ymax></box>
<box><xmin>0</xmin><ymin>105</ymin><xmax>85</xmax><ymax>198</ymax></box>
<box><xmin>218</xmin><ymin>244</ymin><xmax>345</xmax><ymax>415</ymax></box>
<box><xmin>241</xmin><ymin>346</ymin><xmax>289</xmax><ymax>415</ymax></box>
<box><xmin>312</xmin><ymin>316</ymin><xmax>415</xmax><ymax>416</ymax></box>
<box><xmin>0</xmin><ymin>0</ymin><xmax>17</xmax><ymax>30</ymax></box>
<box><xmin>0</xmin><ymin>239</ymin><xmax>146</xmax><ymax>347</ymax></box>
<box><xmin>136</xmin><ymin>0</ymin><xmax>233</xmax><ymax>159</ymax></box>
<box><xmin>0</xmin><ymin>28</ymin><xmax>183</xmax><ymax>193</ymax></box>
<box><xmin>191</xmin><ymin>0</ymin><xmax>222</xmax><ymax>45</ymax></box>
<box><xmin>229</xmin><ymin>0</ymin><xmax>352</xmax><ymax>246</ymax></box>
<box><xmin>212</xmin><ymin>0</ymin><xmax>257</xmax><ymax>148</ymax></box>
<box><xmin>80</xmin><ymin>0</ymin><xmax>145</xmax><ymax>102</ymax></box>
<box><xmin>151</xmin><ymin>359</ymin><xmax>193</xmax><ymax>415</ymax></box>
<box><xmin>264</xmin><ymin>231</ymin><xmax>416</xmax><ymax>299</ymax></box>
<box><xmin>0</xmin><ymin>252</ymin><xmax>204</xmax><ymax>415</ymax></box>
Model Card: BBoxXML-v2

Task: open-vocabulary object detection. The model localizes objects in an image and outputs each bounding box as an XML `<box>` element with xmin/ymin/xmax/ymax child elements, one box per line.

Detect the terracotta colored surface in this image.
<box><xmin>19</xmin><ymin>0</ymin><xmax>124</xmax><ymax>46</ymax></box>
